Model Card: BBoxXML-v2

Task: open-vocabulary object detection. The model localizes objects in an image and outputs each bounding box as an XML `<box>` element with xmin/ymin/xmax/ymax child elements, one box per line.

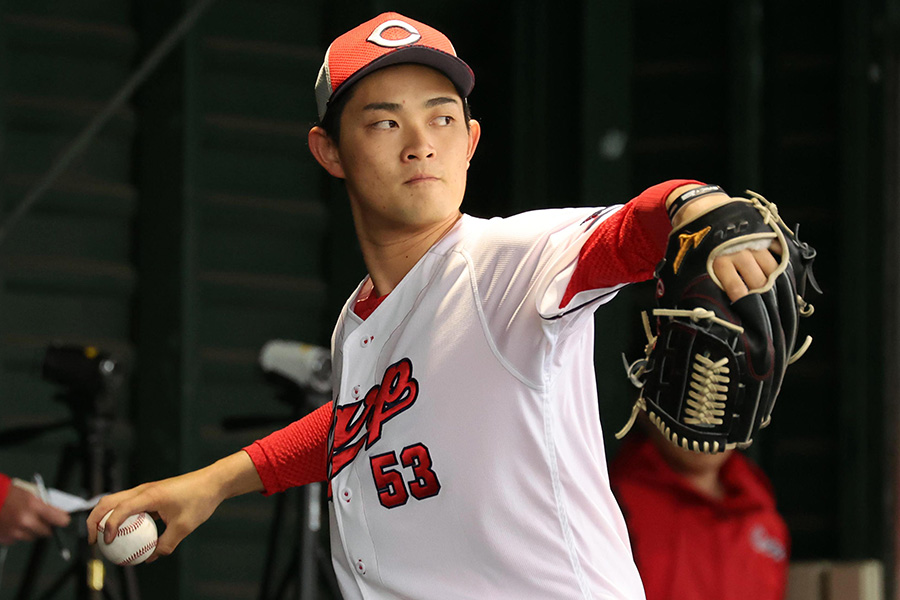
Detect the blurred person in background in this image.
<box><xmin>610</xmin><ymin>415</ymin><xmax>789</xmax><ymax>600</ymax></box>
<box><xmin>0</xmin><ymin>472</ymin><xmax>70</xmax><ymax>545</ymax></box>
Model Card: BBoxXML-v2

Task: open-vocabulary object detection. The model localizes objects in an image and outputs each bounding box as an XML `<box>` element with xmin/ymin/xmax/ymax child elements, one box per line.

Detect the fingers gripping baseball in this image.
<box><xmin>87</xmin><ymin>472</ymin><xmax>222</xmax><ymax>562</ymax></box>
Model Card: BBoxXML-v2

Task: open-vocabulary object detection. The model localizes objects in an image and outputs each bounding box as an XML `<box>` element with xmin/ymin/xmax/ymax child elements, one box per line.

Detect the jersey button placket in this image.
<box><xmin>338</xmin><ymin>330</ymin><xmax>380</xmax><ymax>589</ymax></box>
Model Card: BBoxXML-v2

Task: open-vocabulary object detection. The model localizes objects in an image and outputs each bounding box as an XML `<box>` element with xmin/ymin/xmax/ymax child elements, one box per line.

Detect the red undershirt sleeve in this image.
<box><xmin>243</xmin><ymin>402</ymin><xmax>333</xmax><ymax>495</ymax></box>
<box><xmin>559</xmin><ymin>179</ymin><xmax>704</xmax><ymax>308</ymax></box>
<box><xmin>0</xmin><ymin>473</ymin><xmax>10</xmax><ymax>511</ymax></box>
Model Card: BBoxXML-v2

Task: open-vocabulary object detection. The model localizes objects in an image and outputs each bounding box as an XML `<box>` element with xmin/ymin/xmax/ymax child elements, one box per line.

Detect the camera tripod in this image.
<box><xmin>223</xmin><ymin>380</ymin><xmax>339</xmax><ymax>600</ymax></box>
<box><xmin>0</xmin><ymin>346</ymin><xmax>139</xmax><ymax>600</ymax></box>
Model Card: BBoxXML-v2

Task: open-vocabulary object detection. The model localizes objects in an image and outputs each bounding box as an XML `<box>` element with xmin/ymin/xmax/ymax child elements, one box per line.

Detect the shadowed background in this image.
<box><xmin>0</xmin><ymin>0</ymin><xmax>897</xmax><ymax>598</ymax></box>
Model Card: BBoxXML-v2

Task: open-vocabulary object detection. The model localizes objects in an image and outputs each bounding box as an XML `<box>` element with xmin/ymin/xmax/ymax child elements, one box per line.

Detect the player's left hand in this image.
<box><xmin>618</xmin><ymin>185</ymin><xmax>819</xmax><ymax>454</ymax></box>
<box><xmin>668</xmin><ymin>189</ymin><xmax>781</xmax><ymax>303</ymax></box>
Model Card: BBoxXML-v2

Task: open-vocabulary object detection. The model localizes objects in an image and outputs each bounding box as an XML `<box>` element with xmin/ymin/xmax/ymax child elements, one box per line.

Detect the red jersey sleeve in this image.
<box><xmin>243</xmin><ymin>402</ymin><xmax>333</xmax><ymax>495</ymax></box>
<box><xmin>0</xmin><ymin>473</ymin><xmax>10</xmax><ymax>510</ymax></box>
<box><xmin>559</xmin><ymin>179</ymin><xmax>703</xmax><ymax>308</ymax></box>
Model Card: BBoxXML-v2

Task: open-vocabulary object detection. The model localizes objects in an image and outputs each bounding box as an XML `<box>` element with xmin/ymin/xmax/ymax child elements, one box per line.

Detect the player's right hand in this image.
<box><xmin>86</xmin><ymin>451</ymin><xmax>263</xmax><ymax>563</ymax></box>
<box><xmin>86</xmin><ymin>470</ymin><xmax>222</xmax><ymax>563</ymax></box>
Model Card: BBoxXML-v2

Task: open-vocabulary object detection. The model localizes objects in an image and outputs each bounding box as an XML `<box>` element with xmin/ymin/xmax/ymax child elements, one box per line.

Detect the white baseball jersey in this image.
<box><xmin>327</xmin><ymin>207</ymin><xmax>646</xmax><ymax>600</ymax></box>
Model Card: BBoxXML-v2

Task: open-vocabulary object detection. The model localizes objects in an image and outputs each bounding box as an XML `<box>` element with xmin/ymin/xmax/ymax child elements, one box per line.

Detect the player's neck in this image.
<box><xmin>355</xmin><ymin>213</ymin><xmax>462</xmax><ymax>296</ymax></box>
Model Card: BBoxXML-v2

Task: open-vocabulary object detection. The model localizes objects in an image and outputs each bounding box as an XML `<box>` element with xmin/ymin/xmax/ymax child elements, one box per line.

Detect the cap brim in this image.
<box><xmin>325</xmin><ymin>46</ymin><xmax>474</xmax><ymax>119</ymax></box>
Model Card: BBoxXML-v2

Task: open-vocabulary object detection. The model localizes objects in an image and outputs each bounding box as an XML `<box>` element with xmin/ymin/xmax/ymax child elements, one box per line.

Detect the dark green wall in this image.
<box><xmin>0</xmin><ymin>1</ymin><xmax>893</xmax><ymax>598</ymax></box>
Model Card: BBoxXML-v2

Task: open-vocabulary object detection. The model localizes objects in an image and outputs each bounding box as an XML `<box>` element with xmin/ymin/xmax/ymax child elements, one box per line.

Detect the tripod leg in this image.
<box><xmin>100</xmin><ymin>569</ymin><xmax>125</xmax><ymax>600</ymax></box>
<box><xmin>121</xmin><ymin>565</ymin><xmax>141</xmax><ymax>600</ymax></box>
<box><xmin>258</xmin><ymin>489</ymin><xmax>290</xmax><ymax>600</ymax></box>
<box><xmin>34</xmin><ymin>559</ymin><xmax>80</xmax><ymax>600</ymax></box>
<box><xmin>273</xmin><ymin>539</ymin><xmax>299</xmax><ymax>600</ymax></box>
<box><xmin>102</xmin><ymin>448</ymin><xmax>141</xmax><ymax>600</ymax></box>
<box><xmin>316</xmin><ymin>546</ymin><xmax>341</xmax><ymax>598</ymax></box>
<box><xmin>314</xmin><ymin>487</ymin><xmax>339</xmax><ymax>600</ymax></box>
<box><xmin>15</xmin><ymin>538</ymin><xmax>51</xmax><ymax>600</ymax></box>
<box><xmin>274</xmin><ymin>483</ymin><xmax>324</xmax><ymax>600</ymax></box>
<box><xmin>15</xmin><ymin>445</ymin><xmax>80</xmax><ymax>600</ymax></box>
<box><xmin>299</xmin><ymin>483</ymin><xmax>322</xmax><ymax>600</ymax></box>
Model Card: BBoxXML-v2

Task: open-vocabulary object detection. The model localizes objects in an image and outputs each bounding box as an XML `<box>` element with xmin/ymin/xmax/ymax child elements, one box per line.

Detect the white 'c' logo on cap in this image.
<box><xmin>367</xmin><ymin>19</ymin><xmax>421</xmax><ymax>48</ymax></box>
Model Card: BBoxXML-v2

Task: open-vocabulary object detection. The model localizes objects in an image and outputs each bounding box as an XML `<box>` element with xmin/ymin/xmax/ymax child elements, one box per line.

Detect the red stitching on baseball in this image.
<box><xmin>97</xmin><ymin>512</ymin><xmax>146</xmax><ymax>537</ymax></box>
<box><xmin>121</xmin><ymin>538</ymin><xmax>157</xmax><ymax>566</ymax></box>
<box><xmin>117</xmin><ymin>512</ymin><xmax>145</xmax><ymax>536</ymax></box>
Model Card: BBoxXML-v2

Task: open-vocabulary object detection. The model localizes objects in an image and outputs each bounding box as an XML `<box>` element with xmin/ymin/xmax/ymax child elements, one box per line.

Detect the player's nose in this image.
<box><xmin>401</xmin><ymin>124</ymin><xmax>435</xmax><ymax>162</ymax></box>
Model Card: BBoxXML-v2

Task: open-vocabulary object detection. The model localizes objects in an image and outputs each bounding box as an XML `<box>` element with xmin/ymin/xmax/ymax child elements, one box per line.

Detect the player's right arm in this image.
<box><xmin>86</xmin><ymin>402</ymin><xmax>334</xmax><ymax>561</ymax></box>
<box><xmin>86</xmin><ymin>451</ymin><xmax>263</xmax><ymax>561</ymax></box>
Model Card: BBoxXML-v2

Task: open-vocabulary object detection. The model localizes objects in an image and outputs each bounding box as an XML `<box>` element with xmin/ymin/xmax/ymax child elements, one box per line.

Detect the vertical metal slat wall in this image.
<box><xmin>0</xmin><ymin>0</ymin><xmax>138</xmax><ymax>595</ymax></box>
<box><xmin>133</xmin><ymin>1</ymin><xmax>330</xmax><ymax>598</ymax></box>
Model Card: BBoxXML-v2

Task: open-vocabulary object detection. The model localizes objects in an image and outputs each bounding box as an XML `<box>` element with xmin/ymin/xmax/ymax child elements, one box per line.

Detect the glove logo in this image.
<box><xmin>673</xmin><ymin>226</ymin><xmax>711</xmax><ymax>274</ymax></box>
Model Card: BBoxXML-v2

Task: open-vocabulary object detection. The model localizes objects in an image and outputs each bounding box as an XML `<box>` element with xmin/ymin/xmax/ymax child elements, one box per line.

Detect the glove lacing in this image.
<box><xmin>684</xmin><ymin>354</ymin><xmax>729</xmax><ymax>425</ymax></box>
<box><xmin>616</xmin><ymin>309</ymin><xmax>743</xmax><ymax>441</ymax></box>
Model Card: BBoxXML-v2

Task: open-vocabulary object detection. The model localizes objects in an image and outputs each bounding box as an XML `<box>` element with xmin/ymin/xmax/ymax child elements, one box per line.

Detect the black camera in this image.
<box><xmin>42</xmin><ymin>344</ymin><xmax>120</xmax><ymax>397</ymax></box>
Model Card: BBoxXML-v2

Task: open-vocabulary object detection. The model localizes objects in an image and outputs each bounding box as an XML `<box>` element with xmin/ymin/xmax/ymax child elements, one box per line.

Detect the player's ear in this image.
<box><xmin>308</xmin><ymin>126</ymin><xmax>346</xmax><ymax>179</ymax></box>
<box><xmin>465</xmin><ymin>119</ymin><xmax>481</xmax><ymax>167</ymax></box>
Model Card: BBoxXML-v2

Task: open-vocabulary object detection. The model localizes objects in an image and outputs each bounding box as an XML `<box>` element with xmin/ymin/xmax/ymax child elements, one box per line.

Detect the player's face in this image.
<box><xmin>328</xmin><ymin>64</ymin><xmax>480</xmax><ymax>237</ymax></box>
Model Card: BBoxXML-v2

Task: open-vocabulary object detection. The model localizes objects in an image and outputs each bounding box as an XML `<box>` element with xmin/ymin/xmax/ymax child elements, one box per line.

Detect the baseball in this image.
<box><xmin>97</xmin><ymin>510</ymin><xmax>158</xmax><ymax>566</ymax></box>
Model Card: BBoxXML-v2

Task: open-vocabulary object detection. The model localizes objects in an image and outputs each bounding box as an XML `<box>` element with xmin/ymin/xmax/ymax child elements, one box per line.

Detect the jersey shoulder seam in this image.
<box><xmin>457</xmin><ymin>247</ymin><xmax>546</xmax><ymax>391</ymax></box>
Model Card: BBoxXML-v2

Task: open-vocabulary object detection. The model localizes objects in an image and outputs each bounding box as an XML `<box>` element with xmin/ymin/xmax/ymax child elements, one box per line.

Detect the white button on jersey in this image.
<box><xmin>356</xmin><ymin>560</ymin><xmax>366</xmax><ymax>575</ymax></box>
<box><xmin>341</xmin><ymin>488</ymin><xmax>352</xmax><ymax>503</ymax></box>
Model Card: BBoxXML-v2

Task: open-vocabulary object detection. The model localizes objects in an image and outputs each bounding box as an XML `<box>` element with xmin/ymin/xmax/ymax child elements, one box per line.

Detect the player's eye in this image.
<box><xmin>371</xmin><ymin>120</ymin><xmax>398</xmax><ymax>130</ymax></box>
<box><xmin>432</xmin><ymin>116</ymin><xmax>454</xmax><ymax>126</ymax></box>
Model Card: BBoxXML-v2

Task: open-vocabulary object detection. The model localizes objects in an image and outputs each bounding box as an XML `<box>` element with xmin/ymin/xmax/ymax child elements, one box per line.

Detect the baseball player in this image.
<box><xmin>88</xmin><ymin>13</ymin><xmax>785</xmax><ymax>599</ymax></box>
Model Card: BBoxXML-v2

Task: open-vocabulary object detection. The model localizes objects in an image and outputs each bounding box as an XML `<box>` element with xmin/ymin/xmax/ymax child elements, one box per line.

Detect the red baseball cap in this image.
<box><xmin>315</xmin><ymin>12</ymin><xmax>475</xmax><ymax>121</ymax></box>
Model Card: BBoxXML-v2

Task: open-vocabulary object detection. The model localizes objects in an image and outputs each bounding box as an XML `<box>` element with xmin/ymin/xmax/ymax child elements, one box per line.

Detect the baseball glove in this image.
<box><xmin>616</xmin><ymin>191</ymin><xmax>819</xmax><ymax>453</ymax></box>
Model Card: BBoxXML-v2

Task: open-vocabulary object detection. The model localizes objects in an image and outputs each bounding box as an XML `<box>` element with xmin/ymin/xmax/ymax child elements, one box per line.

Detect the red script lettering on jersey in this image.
<box><xmin>329</xmin><ymin>358</ymin><xmax>419</xmax><ymax>478</ymax></box>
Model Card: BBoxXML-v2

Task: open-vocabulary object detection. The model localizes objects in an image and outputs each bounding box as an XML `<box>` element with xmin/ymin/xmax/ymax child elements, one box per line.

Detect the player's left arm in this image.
<box><xmin>559</xmin><ymin>180</ymin><xmax>779</xmax><ymax>308</ymax></box>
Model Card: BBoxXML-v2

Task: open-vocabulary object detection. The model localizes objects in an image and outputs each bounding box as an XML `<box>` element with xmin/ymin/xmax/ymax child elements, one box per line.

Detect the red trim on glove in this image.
<box><xmin>559</xmin><ymin>179</ymin><xmax>704</xmax><ymax>308</ymax></box>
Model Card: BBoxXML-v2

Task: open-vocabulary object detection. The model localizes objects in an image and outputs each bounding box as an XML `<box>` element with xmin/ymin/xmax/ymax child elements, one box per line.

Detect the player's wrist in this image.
<box><xmin>204</xmin><ymin>451</ymin><xmax>264</xmax><ymax>502</ymax></box>
<box><xmin>667</xmin><ymin>185</ymin><xmax>732</xmax><ymax>228</ymax></box>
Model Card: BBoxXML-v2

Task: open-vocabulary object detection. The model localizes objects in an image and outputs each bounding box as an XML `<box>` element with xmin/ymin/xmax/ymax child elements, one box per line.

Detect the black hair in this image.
<box><xmin>318</xmin><ymin>78</ymin><xmax>473</xmax><ymax>145</ymax></box>
<box><xmin>318</xmin><ymin>83</ymin><xmax>356</xmax><ymax>145</ymax></box>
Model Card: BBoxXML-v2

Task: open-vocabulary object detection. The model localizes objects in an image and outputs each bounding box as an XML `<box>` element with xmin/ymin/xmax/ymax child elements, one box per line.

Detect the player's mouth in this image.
<box><xmin>405</xmin><ymin>173</ymin><xmax>440</xmax><ymax>185</ymax></box>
